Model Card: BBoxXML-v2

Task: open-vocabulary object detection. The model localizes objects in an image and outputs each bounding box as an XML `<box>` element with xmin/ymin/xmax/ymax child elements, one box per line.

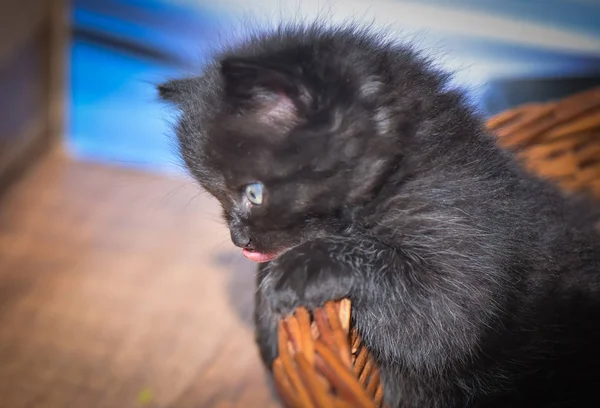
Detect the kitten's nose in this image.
<box><xmin>230</xmin><ymin>227</ymin><xmax>251</xmax><ymax>249</ymax></box>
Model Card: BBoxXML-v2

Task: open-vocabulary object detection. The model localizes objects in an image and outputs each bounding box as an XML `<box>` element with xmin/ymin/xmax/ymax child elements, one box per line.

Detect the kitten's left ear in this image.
<box><xmin>157</xmin><ymin>77</ymin><xmax>197</xmax><ymax>104</ymax></box>
<box><xmin>220</xmin><ymin>56</ymin><xmax>312</xmax><ymax>121</ymax></box>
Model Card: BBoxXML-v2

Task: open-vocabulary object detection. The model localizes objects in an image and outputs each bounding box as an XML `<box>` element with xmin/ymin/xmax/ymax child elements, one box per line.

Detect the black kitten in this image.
<box><xmin>158</xmin><ymin>22</ymin><xmax>600</xmax><ymax>407</ymax></box>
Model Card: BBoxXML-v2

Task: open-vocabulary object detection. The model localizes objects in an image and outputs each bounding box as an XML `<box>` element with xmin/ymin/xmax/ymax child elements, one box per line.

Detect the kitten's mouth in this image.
<box><xmin>242</xmin><ymin>248</ymin><xmax>281</xmax><ymax>263</ymax></box>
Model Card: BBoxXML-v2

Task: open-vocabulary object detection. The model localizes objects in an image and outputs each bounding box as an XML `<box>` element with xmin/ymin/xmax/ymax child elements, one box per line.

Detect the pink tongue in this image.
<box><xmin>242</xmin><ymin>249</ymin><xmax>278</xmax><ymax>263</ymax></box>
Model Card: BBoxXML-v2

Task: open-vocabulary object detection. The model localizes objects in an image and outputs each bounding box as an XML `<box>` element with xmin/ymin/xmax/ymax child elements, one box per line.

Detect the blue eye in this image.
<box><xmin>244</xmin><ymin>182</ymin><xmax>263</xmax><ymax>205</ymax></box>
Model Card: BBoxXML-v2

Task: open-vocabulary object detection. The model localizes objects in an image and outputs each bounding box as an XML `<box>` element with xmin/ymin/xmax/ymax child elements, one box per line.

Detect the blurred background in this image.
<box><xmin>0</xmin><ymin>1</ymin><xmax>599</xmax><ymax>407</ymax></box>
<box><xmin>67</xmin><ymin>0</ymin><xmax>600</xmax><ymax>173</ymax></box>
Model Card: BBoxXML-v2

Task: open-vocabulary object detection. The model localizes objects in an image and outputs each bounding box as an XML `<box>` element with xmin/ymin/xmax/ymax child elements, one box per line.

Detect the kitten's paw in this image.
<box><xmin>259</xmin><ymin>241</ymin><xmax>353</xmax><ymax>317</ymax></box>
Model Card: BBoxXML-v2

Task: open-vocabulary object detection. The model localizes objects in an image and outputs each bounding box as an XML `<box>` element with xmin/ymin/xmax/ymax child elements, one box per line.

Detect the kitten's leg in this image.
<box><xmin>253</xmin><ymin>236</ymin><xmax>499</xmax><ymax>407</ymax></box>
<box><xmin>254</xmin><ymin>263</ymin><xmax>280</xmax><ymax>367</ymax></box>
<box><xmin>253</xmin><ymin>236</ymin><xmax>398</xmax><ymax>367</ymax></box>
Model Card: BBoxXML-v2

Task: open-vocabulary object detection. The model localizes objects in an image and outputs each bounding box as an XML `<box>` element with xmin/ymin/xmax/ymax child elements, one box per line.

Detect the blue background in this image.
<box><xmin>68</xmin><ymin>0</ymin><xmax>600</xmax><ymax>174</ymax></box>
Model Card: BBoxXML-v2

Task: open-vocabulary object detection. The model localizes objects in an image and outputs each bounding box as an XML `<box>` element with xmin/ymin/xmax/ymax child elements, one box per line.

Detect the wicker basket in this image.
<box><xmin>488</xmin><ymin>87</ymin><xmax>600</xmax><ymax>198</ymax></box>
<box><xmin>273</xmin><ymin>299</ymin><xmax>385</xmax><ymax>408</ymax></box>
<box><xmin>271</xmin><ymin>87</ymin><xmax>600</xmax><ymax>407</ymax></box>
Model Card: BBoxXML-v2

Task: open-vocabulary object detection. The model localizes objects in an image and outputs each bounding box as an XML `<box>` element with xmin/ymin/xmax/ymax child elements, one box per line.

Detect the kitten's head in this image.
<box><xmin>158</xmin><ymin>25</ymin><xmax>444</xmax><ymax>262</ymax></box>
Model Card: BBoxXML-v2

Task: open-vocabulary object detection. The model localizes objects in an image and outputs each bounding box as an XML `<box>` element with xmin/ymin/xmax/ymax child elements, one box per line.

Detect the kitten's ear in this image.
<box><xmin>157</xmin><ymin>77</ymin><xmax>196</xmax><ymax>104</ymax></box>
<box><xmin>220</xmin><ymin>56</ymin><xmax>312</xmax><ymax>123</ymax></box>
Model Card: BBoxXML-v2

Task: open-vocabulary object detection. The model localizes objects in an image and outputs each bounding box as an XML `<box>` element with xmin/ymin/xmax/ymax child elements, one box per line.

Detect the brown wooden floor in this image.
<box><xmin>0</xmin><ymin>152</ymin><xmax>280</xmax><ymax>408</ymax></box>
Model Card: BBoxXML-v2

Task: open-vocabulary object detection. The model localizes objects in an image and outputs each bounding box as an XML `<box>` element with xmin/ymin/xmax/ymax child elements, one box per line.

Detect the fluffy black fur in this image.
<box><xmin>158</xmin><ymin>23</ymin><xmax>600</xmax><ymax>407</ymax></box>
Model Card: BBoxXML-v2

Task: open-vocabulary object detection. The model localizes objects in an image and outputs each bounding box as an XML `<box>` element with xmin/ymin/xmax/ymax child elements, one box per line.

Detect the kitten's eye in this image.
<box><xmin>244</xmin><ymin>182</ymin><xmax>263</xmax><ymax>206</ymax></box>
